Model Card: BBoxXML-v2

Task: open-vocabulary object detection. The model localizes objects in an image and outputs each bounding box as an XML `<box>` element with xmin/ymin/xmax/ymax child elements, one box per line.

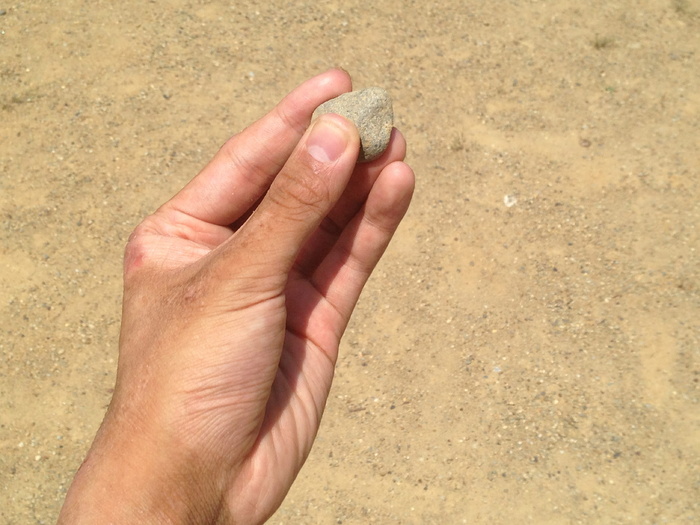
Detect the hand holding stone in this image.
<box><xmin>57</xmin><ymin>70</ymin><xmax>414</xmax><ymax>525</ymax></box>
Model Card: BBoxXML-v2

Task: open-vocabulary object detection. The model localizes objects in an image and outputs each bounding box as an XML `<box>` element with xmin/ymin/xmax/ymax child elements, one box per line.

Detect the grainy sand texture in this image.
<box><xmin>1</xmin><ymin>1</ymin><xmax>699</xmax><ymax>523</ymax></box>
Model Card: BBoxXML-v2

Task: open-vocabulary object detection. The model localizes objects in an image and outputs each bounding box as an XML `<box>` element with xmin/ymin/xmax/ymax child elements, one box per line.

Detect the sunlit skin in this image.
<box><xmin>58</xmin><ymin>69</ymin><xmax>415</xmax><ymax>525</ymax></box>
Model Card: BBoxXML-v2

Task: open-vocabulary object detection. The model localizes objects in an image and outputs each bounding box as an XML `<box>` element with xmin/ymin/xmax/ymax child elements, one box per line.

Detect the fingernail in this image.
<box><xmin>307</xmin><ymin>117</ymin><xmax>348</xmax><ymax>163</ymax></box>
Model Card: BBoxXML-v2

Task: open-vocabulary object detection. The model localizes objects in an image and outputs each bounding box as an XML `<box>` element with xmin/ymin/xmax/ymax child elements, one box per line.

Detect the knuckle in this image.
<box><xmin>273</xmin><ymin>103</ymin><xmax>307</xmax><ymax>136</ymax></box>
<box><xmin>123</xmin><ymin>224</ymin><xmax>150</xmax><ymax>277</ymax></box>
<box><xmin>272</xmin><ymin>168</ymin><xmax>331</xmax><ymax>218</ymax></box>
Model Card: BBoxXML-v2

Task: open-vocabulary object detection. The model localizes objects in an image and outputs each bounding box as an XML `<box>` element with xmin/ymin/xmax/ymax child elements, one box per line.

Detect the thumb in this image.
<box><xmin>228</xmin><ymin>113</ymin><xmax>360</xmax><ymax>279</ymax></box>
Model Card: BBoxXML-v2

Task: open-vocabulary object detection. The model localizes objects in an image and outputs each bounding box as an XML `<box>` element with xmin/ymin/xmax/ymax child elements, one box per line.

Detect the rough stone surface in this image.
<box><xmin>312</xmin><ymin>87</ymin><xmax>394</xmax><ymax>163</ymax></box>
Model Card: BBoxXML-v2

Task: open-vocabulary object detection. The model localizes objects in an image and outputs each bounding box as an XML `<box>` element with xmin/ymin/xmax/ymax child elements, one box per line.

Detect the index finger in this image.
<box><xmin>161</xmin><ymin>69</ymin><xmax>353</xmax><ymax>227</ymax></box>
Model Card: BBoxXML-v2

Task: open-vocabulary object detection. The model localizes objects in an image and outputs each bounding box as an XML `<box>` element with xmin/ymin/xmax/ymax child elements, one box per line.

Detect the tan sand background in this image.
<box><xmin>1</xmin><ymin>0</ymin><xmax>699</xmax><ymax>523</ymax></box>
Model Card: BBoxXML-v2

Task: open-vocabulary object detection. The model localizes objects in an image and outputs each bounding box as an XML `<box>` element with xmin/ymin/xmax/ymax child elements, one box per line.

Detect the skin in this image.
<box><xmin>57</xmin><ymin>68</ymin><xmax>415</xmax><ymax>525</ymax></box>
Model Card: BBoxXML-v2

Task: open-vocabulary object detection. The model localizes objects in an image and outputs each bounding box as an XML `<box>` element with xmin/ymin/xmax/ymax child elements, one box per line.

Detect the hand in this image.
<box><xmin>58</xmin><ymin>69</ymin><xmax>414</xmax><ymax>524</ymax></box>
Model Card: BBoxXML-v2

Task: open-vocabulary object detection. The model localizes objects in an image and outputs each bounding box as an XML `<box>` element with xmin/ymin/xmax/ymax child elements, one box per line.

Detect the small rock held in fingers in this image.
<box><xmin>312</xmin><ymin>87</ymin><xmax>394</xmax><ymax>163</ymax></box>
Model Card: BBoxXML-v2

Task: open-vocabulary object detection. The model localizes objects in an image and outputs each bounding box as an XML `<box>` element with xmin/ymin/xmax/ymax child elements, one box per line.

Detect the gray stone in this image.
<box><xmin>312</xmin><ymin>87</ymin><xmax>393</xmax><ymax>163</ymax></box>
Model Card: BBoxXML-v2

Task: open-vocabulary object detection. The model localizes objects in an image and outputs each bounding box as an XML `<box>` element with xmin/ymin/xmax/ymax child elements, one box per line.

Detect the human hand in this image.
<box><xmin>58</xmin><ymin>69</ymin><xmax>414</xmax><ymax>524</ymax></box>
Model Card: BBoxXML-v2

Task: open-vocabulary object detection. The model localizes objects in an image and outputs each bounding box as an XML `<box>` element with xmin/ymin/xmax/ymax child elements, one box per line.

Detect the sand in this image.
<box><xmin>1</xmin><ymin>1</ymin><xmax>698</xmax><ymax>523</ymax></box>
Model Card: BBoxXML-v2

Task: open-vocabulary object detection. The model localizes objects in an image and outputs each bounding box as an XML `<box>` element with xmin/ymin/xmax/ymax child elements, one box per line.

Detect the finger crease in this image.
<box><xmin>273</xmin><ymin>104</ymin><xmax>310</xmax><ymax>138</ymax></box>
<box><xmin>224</xmin><ymin>142</ymin><xmax>281</xmax><ymax>197</ymax></box>
<box><xmin>286</xmin><ymin>324</ymin><xmax>336</xmax><ymax>370</ymax></box>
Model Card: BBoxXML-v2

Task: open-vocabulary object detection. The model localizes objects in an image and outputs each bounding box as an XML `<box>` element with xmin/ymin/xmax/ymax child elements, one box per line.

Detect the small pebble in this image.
<box><xmin>503</xmin><ymin>194</ymin><xmax>517</xmax><ymax>207</ymax></box>
<box><xmin>313</xmin><ymin>87</ymin><xmax>394</xmax><ymax>163</ymax></box>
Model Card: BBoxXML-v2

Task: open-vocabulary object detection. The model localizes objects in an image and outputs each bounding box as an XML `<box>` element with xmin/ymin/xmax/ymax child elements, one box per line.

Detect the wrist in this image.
<box><xmin>58</xmin><ymin>409</ymin><xmax>229</xmax><ymax>524</ymax></box>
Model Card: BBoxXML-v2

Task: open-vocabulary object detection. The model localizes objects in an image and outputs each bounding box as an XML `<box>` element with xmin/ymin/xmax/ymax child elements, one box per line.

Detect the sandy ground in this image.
<box><xmin>1</xmin><ymin>0</ymin><xmax>699</xmax><ymax>523</ymax></box>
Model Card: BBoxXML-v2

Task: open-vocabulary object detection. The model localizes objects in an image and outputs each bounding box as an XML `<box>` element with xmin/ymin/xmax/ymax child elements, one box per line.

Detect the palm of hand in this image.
<box><xmin>119</xmin><ymin>214</ymin><xmax>334</xmax><ymax>516</ymax></box>
<box><xmin>121</xmin><ymin>197</ymin><xmax>355</xmax><ymax>518</ymax></box>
